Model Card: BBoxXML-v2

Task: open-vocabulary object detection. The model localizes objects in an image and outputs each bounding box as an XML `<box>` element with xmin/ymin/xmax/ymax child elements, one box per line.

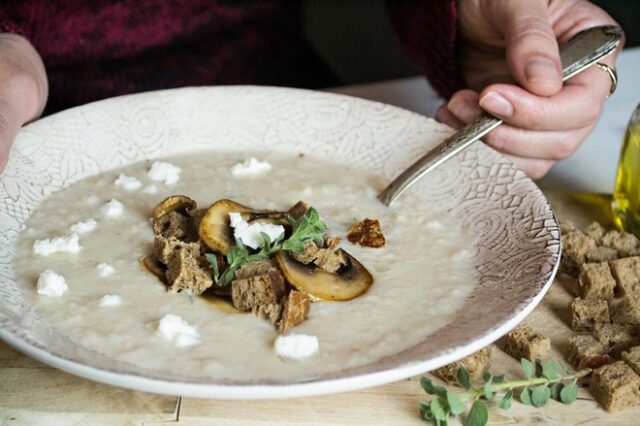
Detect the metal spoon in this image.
<box><xmin>379</xmin><ymin>25</ymin><xmax>624</xmax><ymax>206</ymax></box>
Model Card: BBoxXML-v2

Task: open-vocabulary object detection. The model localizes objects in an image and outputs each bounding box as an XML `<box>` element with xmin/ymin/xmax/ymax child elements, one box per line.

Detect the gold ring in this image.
<box><xmin>595</xmin><ymin>62</ymin><xmax>617</xmax><ymax>97</ymax></box>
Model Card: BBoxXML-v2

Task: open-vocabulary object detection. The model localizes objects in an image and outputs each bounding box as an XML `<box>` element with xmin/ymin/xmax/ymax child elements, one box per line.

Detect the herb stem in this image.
<box><xmin>483</xmin><ymin>368</ymin><xmax>591</xmax><ymax>393</ymax></box>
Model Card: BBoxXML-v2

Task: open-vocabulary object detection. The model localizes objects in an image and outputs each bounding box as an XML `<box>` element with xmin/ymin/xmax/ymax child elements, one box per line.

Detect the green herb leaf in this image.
<box><xmin>447</xmin><ymin>392</ymin><xmax>465</xmax><ymax>415</ymax></box>
<box><xmin>559</xmin><ymin>379</ymin><xmax>578</xmax><ymax>404</ymax></box>
<box><xmin>420</xmin><ymin>376</ymin><xmax>448</xmax><ymax>399</ymax></box>
<box><xmin>482</xmin><ymin>372</ymin><xmax>493</xmax><ymax>384</ymax></box>
<box><xmin>493</xmin><ymin>374</ymin><xmax>507</xmax><ymax>384</ymax></box>
<box><xmin>282</xmin><ymin>207</ymin><xmax>328</xmax><ymax>253</ymax></box>
<box><xmin>535</xmin><ymin>359</ymin><xmax>544</xmax><ymax>378</ymax></box>
<box><xmin>499</xmin><ymin>390</ymin><xmax>513</xmax><ymax>410</ymax></box>
<box><xmin>520</xmin><ymin>386</ymin><xmax>532</xmax><ymax>405</ymax></box>
<box><xmin>430</xmin><ymin>397</ymin><xmax>449</xmax><ymax>421</ymax></box>
<box><xmin>542</xmin><ymin>360</ymin><xmax>560</xmax><ymax>380</ymax></box>
<box><xmin>457</xmin><ymin>366</ymin><xmax>471</xmax><ymax>390</ymax></box>
<box><xmin>521</xmin><ymin>359</ymin><xmax>534</xmax><ymax>378</ymax></box>
<box><xmin>483</xmin><ymin>381</ymin><xmax>494</xmax><ymax>400</ymax></box>
<box><xmin>464</xmin><ymin>400</ymin><xmax>488</xmax><ymax>426</ymax></box>
<box><xmin>419</xmin><ymin>401</ymin><xmax>433</xmax><ymax>421</ymax></box>
<box><xmin>531</xmin><ymin>385</ymin><xmax>551</xmax><ymax>407</ymax></box>
<box><xmin>550</xmin><ymin>382</ymin><xmax>563</xmax><ymax>401</ymax></box>
<box><xmin>205</xmin><ymin>253</ymin><xmax>220</xmax><ymax>285</ymax></box>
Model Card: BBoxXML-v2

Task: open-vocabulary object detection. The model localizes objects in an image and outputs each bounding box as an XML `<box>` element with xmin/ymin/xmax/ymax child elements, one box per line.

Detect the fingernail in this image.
<box><xmin>447</xmin><ymin>96</ymin><xmax>479</xmax><ymax>123</ymax></box>
<box><xmin>479</xmin><ymin>92</ymin><xmax>513</xmax><ymax>117</ymax></box>
<box><xmin>524</xmin><ymin>56</ymin><xmax>559</xmax><ymax>85</ymax></box>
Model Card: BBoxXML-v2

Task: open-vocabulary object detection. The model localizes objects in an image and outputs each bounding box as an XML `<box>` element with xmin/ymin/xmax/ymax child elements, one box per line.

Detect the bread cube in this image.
<box><xmin>503</xmin><ymin>325</ymin><xmax>550</xmax><ymax>362</ymax></box>
<box><xmin>589</xmin><ymin>361</ymin><xmax>640</xmax><ymax>412</ymax></box>
<box><xmin>577</xmin><ymin>262</ymin><xmax>616</xmax><ymax>299</ymax></box>
<box><xmin>561</xmin><ymin>231</ymin><xmax>596</xmax><ymax>276</ymax></box>
<box><xmin>586</xmin><ymin>221</ymin><xmax>606</xmax><ymax>243</ymax></box>
<box><xmin>622</xmin><ymin>346</ymin><xmax>640</xmax><ymax>376</ymax></box>
<box><xmin>432</xmin><ymin>347</ymin><xmax>492</xmax><ymax>384</ymax></box>
<box><xmin>609</xmin><ymin>257</ymin><xmax>640</xmax><ymax>296</ymax></box>
<box><xmin>602</xmin><ymin>230</ymin><xmax>640</xmax><ymax>257</ymax></box>
<box><xmin>585</xmin><ymin>246</ymin><xmax>619</xmax><ymax>264</ymax></box>
<box><xmin>611</xmin><ymin>295</ymin><xmax>640</xmax><ymax>327</ymax></box>
<box><xmin>569</xmin><ymin>298</ymin><xmax>610</xmax><ymax>332</ymax></box>
<box><xmin>567</xmin><ymin>335</ymin><xmax>611</xmax><ymax>370</ymax></box>
<box><xmin>594</xmin><ymin>323</ymin><xmax>638</xmax><ymax>357</ymax></box>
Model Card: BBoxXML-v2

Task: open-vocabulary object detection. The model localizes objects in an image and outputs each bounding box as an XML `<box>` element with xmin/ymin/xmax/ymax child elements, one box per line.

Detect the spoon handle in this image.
<box><xmin>379</xmin><ymin>25</ymin><xmax>624</xmax><ymax>206</ymax></box>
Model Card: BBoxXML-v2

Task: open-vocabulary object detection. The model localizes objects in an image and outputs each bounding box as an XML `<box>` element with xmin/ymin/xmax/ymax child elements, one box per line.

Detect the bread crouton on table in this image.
<box><xmin>594</xmin><ymin>323</ymin><xmax>639</xmax><ymax>358</ymax></box>
<box><xmin>577</xmin><ymin>262</ymin><xmax>616</xmax><ymax>299</ymax></box>
<box><xmin>621</xmin><ymin>345</ymin><xmax>640</xmax><ymax>376</ymax></box>
<box><xmin>589</xmin><ymin>361</ymin><xmax>640</xmax><ymax>412</ymax></box>
<box><xmin>567</xmin><ymin>334</ymin><xmax>611</xmax><ymax>370</ymax></box>
<box><xmin>502</xmin><ymin>325</ymin><xmax>550</xmax><ymax>362</ymax></box>
<box><xmin>610</xmin><ymin>295</ymin><xmax>640</xmax><ymax>327</ymax></box>
<box><xmin>569</xmin><ymin>298</ymin><xmax>610</xmax><ymax>332</ymax></box>
<box><xmin>609</xmin><ymin>256</ymin><xmax>640</xmax><ymax>297</ymax></box>
<box><xmin>561</xmin><ymin>230</ymin><xmax>596</xmax><ymax>276</ymax></box>
<box><xmin>432</xmin><ymin>347</ymin><xmax>492</xmax><ymax>384</ymax></box>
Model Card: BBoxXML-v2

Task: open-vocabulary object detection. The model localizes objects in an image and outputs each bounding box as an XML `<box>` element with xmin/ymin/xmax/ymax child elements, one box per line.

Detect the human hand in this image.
<box><xmin>0</xmin><ymin>33</ymin><xmax>48</xmax><ymax>173</ymax></box>
<box><xmin>437</xmin><ymin>0</ymin><xmax>621</xmax><ymax>178</ymax></box>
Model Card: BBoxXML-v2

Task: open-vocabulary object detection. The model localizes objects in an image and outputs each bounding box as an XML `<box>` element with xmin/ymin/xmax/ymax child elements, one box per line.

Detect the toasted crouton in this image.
<box><xmin>561</xmin><ymin>231</ymin><xmax>596</xmax><ymax>276</ymax></box>
<box><xmin>589</xmin><ymin>361</ymin><xmax>640</xmax><ymax>412</ymax></box>
<box><xmin>622</xmin><ymin>346</ymin><xmax>640</xmax><ymax>376</ymax></box>
<box><xmin>609</xmin><ymin>257</ymin><xmax>640</xmax><ymax>296</ymax></box>
<box><xmin>279</xmin><ymin>290</ymin><xmax>311</xmax><ymax>333</ymax></box>
<box><xmin>577</xmin><ymin>262</ymin><xmax>616</xmax><ymax>299</ymax></box>
<box><xmin>165</xmin><ymin>246</ymin><xmax>213</xmax><ymax>295</ymax></box>
<box><xmin>347</xmin><ymin>218</ymin><xmax>386</xmax><ymax>248</ymax></box>
<box><xmin>569</xmin><ymin>298</ymin><xmax>610</xmax><ymax>332</ymax></box>
<box><xmin>567</xmin><ymin>335</ymin><xmax>611</xmax><ymax>370</ymax></box>
<box><xmin>432</xmin><ymin>347</ymin><xmax>492</xmax><ymax>384</ymax></box>
<box><xmin>503</xmin><ymin>325</ymin><xmax>550</xmax><ymax>362</ymax></box>
<box><xmin>231</xmin><ymin>261</ymin><xmax>286</xmax><ymax>311</ymax></box>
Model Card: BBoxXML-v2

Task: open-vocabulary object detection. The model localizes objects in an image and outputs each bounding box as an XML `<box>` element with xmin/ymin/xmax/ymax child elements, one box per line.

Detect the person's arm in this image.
<box><xmin>387</xmin><ymin>0</ymin><xmax>622</xmax><ymax>179</ymax></box>
<box><xmin>0</xmin><ymin>33</ymin><xmax>48</xmax><ymax>172</ymax></box>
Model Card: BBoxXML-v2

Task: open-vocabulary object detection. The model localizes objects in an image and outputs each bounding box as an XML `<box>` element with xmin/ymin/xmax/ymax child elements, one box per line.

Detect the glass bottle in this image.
<box><xmin>612</xmin><ymin>103</ymin><xmax>640</xmax><ymax>236</ymax></box>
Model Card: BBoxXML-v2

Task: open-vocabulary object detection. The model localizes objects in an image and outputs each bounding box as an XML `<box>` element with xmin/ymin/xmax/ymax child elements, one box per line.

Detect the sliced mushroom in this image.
<box><xmin>199</xmin><ymin>199</ymin><xmax>308</xmax><ymax>254</ymax></box>
<box><xmin>152</xmin><ymin>195</ymin><xmax>197</xmax><ymax>222</ymax></box>
<box><xmin>274</xmin><ymin>249</ymin><xmax>373</xmax><ymax>301</ymax></box>
<box><xmin>139</xmin><ymin>255</ymin><xmax>167</xmax><ymax>284</ymax></box>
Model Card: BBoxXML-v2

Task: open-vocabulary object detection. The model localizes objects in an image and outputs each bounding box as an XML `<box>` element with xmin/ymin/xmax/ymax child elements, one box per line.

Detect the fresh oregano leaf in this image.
<box><xmin>419</xmin><ymin>401</ymin><xmax>433</xmax><ymax>421</ymax></box>
<box><xmin>499</xmin><ymin>390</ymin><xmax>513</xmax><ymax>410</ymax></box>
<box><xmin>447</xmin><ymin>392</ymin><xmax>465</xmax><ymax>416</ymax></box>
<box><xmin>493</xmin><ymin>374</ymin><xmax>507</xmax><ymax>384</ymax></box>
<box><xmin>482</xmin><ymin>372</ymin><xmax>493</xmax><ymax>384</ymax></box>
<box><xmin>457</xmin><ymin>366</ymin><xmax>471</xmax><ymax>390</ymax></box>
<box><xmin>534</xmin><ymin>359</ymin><xmax>544</xmax><ymax>378</ymax></box>
<box><xmin>464</xmin><ymin>400</ymin><xmax>489</xmax><ymax>426</ymax></box>
<box><xmin>531</xmin><ymin>385</ymin><xmax>551</xmax><ymax>407</ymax></box>
<box><xmin>205</xmin><ymin>253</ymin><xmax>220</xmax><ymax>284</ymax></box>
<box><xmin>420</xmin><ymin>377</ymin><xmax>436</xmax><ymax>395</ymax></box>
<box><xmin>483</xmin><ymin>381</ymin><xmax>494</xmax><ymax>400</ymax></box>
<box><xmin>520</xmin><ymin>386</ymin><xmax>532</xmax><ymax>405</ymax></box>
<box><xmin>560</xmin><ymin>379</ymin><xmax>578</xmax><ymax>404</ymax></box>
<box><xmin>542</xmin><ymin>360</ymin><xmax>560</xmax><ymax>380</ymax></box>
<box><xmin>521</xmin><ymin>359</ymin><xmax>534</xmax><ymax>378</ymax></box>
<box><xmin>430</xmin><ymin>397</ymin><xmax>449</xmax><ymax>421</ymax></box>
<box><xmin>550</xmin><ymin>382</ymin><xmax>563</xmax><ymax>401</ymax></box>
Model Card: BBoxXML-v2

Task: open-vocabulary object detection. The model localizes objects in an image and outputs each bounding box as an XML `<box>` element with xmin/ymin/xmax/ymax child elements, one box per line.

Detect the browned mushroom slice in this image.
<box><xmin>274</xmin><ymin>249</ymin><xmax>373</xmax><ymax>301</ymax></box>
<box><xmin>199</xmin><ymin>199</ymin><xmax>309</xmax><ymax>254</ymax></box>
<box><xmin>152</xmin><ymin>195</ymin><xmax>197</xmax><ymax>222</ymax></box>
<box><xmin>139</xmin><ymin>255</ymin><xmax>167</xmax><ymax>284</ymax></box>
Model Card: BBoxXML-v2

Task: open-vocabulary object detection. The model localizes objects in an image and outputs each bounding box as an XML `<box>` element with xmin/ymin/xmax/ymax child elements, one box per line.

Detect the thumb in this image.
<box><xmin>496</xmin><ymin>0</ymin><xmax>562</xmax><ymax>96</ymax></box>
<box><xmin>0</xmin><ymin>106</ymin><xmax>20</xmax><ymax>173</ymax></box>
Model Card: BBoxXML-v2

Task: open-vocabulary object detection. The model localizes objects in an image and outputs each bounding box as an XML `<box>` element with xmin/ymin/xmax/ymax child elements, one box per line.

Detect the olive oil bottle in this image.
<box><xmin>612</xmin><ymin>103</ymin><xmax>640</xmax><ymax>236</ymax></box>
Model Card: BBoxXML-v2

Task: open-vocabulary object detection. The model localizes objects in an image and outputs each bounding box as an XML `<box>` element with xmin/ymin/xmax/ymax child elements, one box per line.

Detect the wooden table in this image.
<box><xmin>2</xmin><ymin>191</ymin><xmax>639</xmax><ymax>425</ymax></box>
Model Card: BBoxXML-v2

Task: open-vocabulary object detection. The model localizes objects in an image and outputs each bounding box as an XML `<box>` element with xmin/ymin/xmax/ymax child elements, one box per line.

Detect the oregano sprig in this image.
<box><xmin>205</xmin><ymin>207</ymin><xmax>328</xmax><ymax>286</ymax></box>
<box><xmin>419</xmin><ymin>358</ymin><xmax>590</xmax><ymax>426</ymax></box>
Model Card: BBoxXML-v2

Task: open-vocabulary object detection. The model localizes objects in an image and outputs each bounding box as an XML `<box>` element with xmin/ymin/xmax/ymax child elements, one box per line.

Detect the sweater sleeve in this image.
<box><xmin>386</xmin><ymin>0</ymin><xmax>465</xmax><ymax>99</ymax></box>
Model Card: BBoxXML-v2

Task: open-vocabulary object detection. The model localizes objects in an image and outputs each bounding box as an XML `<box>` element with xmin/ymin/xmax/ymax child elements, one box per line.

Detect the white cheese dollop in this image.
<box><xmin>114</xmin><ymin>174</ymin><xmax>143</xmax><ymax>191</ymax></box>
<box><xmin>148</xmin><ymin>161</ymin><xmax>181</xmax><ymax>185</ymax></box>
<box><xmin>231</xmin><ymin>158</ymin><xmax>272</xmax><ymax>177</ymax></box>
<box><xmin>98</xmin><ymin>294</ymin><xmax>122</xmax><ymax>307</ymax></box>
<box><xmin>274</xmin><ymin>334</ymin><xmax>319</xmax><ymax>360</ymax></box>
<box><xmin>97</xmin><ymin>263</ymin><xmax>115</xmax><ymax>277</ymax></box>
<box><xmin>100</xmin><ymin>199</ymin><xmax>124</xmax><ymax>217</ymax></box>
<box><xmin>142</xmin><ymin>184</ymin><xmax>158</xmax><ymax>194</ymax></box>
<box><xmin>156</xmin><ymin>314</ymin><xmax>201</xmax><ymax>347</ymax></box>
<box><xmin>69</xmin><ymin>218</ymin><xmax>97</xmax><ymax>234</ymax></box>
<box><xmin>36</xmin><ymin>270</ymin><xmax>69</xmax><ymax>296</ymax></box>
<box><xmin>32</xmin><ymin>233</ymin><xmax>81</xmax><ymax>256</ymax></box>
<box><xmin>229</xmin><ymin>212</ymin><xmax>284</xmax><ymax>250</ymax></box>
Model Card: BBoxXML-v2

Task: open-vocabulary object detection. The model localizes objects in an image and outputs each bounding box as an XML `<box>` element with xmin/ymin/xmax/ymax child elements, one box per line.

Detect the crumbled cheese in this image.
<box><xmin>231</xmin><ymin>158</ymin><xmax>272</xmax><ymax>177</ymax></box>
<box><xmin>69</xmin><ymin>218</ymin><xmax>97</xmax><ymax>234</ymax></box>
<box><xmin>148</xmin><ymin>161</ymin><xmax>181</xmax><ymax>185</ymax></box>
<box><xmin>156</xmin><ymin>314</ymin><xmax>201</xmax><ymax>347</ymax></box>
<box><xmin>114</xmin><ymin>174</ymin><xmax>143</xmax><ymax>191</ymax></box>
<box><xmin>37</xmin><ymin>270</ymin><xmax>69</xmax><ymax>296</ymax></box>
<box><xmin>97</xmin><ymin>263</ymin><xmax>115</xmax><ymax>277</ymax></box>
<box><xmin>229</xmin><ymin>212</ymin><xmax>284</xmax><ymax>250</ymax></box>
<box><xmin>142</xmin><ymin>184</ymin><xmax>158</xmax><ymax>194</ymax></box>
<box><xmin>100</xmin><ymin>199</ymin><xmax>124</xmax><ymax>217</ymax></box>
<box><xmin>98</xmin><ymin>294</ymin><xmax>122</xmax><ymax>307</ymax></box>
<box><xmin>274</xmin><ymin>334</ymin><xmax>319</xmax><ymax>360</ymax></box>
<box><xmin>32</xmin><ymin>233</ymin><xmax>81</xmax><ymax>256</ymax></box>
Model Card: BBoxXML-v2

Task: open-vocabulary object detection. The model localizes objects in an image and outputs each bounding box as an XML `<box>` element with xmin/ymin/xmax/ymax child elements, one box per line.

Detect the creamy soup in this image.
<box><xmin>14</xmin><ymin>152</ymin><xmax>477</xmax><ymax>382</ymax></box>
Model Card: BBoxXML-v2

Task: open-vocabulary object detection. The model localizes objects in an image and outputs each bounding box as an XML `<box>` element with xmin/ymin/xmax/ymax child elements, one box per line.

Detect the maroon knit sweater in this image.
<box><xmin>0</xmin><ymin>1</ymin><xmax>462</xmax><ymax>114</ymax></box>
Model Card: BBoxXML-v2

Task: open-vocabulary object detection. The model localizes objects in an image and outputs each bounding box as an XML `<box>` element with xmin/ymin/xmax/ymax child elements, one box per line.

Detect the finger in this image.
<box><xmin>447</xmin><ymin>90</ymin><xmax>482</xmax><ymax>123</ymax></box>
<box><xmin>494</xmin><ymin>0</ymin><xmax>562</xmax><ymax>96</ymax></box>
<box><xmin>477</xmin><ymin>67</ymin><xmax>609</xmax><ymax>131</ymax></box>
<box><xmin>0</xmin><ymin>107</ymin><xmax>19</xmax><ymax>173</ymax></box>
<box><xmin>482</xmin><ymin>123</ymin><xmax>594</xmax><ymax>161</ymax></box>
<box><xmin>503</xmin><ymin>154</ymin><xmax>556</xmax><ymax>180</ymax></box>
<box><xmin>435</xmin><ymin>104</ymin><xmax>465</xmax><ymax>129</ymax></box>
